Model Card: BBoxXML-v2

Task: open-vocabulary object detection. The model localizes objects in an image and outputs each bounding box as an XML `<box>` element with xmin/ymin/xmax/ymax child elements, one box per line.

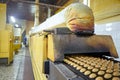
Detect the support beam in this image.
<box><xmin>34</xmin><ymin>0</ymin><xmax>40</xmax><ymax>27</ymax></box>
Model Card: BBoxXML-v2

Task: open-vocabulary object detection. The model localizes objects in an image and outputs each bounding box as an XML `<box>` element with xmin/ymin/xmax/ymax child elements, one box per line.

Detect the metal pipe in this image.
<box><xmin>34</xmin><ymin>0</ymin><xmax>39</xmax><ymax>27</ymax></box>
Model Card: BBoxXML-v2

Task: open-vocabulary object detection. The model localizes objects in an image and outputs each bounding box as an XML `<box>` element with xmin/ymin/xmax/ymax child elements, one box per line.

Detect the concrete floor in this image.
<box><xmin>0</xmin><ymin>47</ymin><xmax>25</xmax><ymax>80</ymax></box>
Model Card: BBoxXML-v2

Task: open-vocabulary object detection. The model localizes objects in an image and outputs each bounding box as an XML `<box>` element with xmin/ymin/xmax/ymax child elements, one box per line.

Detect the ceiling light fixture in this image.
<box><xmin>10</xmin><ymin>16</ymin><xmax>16</xmax><ymax>23</ymax></box>
<box><xmin>15</xmin><ymin>24</ymin><xmax>19</xmax><ymax>27</ymax></box>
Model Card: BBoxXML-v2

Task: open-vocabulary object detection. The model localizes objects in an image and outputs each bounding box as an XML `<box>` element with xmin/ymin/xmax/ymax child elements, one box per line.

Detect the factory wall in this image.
<box><xmin>95</xmin><ymin>21</ymin><xmax>120</xmax><ymax>60</ymax></box>
<box><xmin>90</xmin><ymin>0</ymin><xmax>120</xmax><ymax>60</ymax></box>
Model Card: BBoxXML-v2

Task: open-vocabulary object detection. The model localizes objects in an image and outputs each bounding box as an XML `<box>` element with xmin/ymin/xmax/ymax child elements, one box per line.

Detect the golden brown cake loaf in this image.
<box><xmin>64</xmin><ymin>3</ymin><xmax>94</xmax><ymax>32</ymax></box>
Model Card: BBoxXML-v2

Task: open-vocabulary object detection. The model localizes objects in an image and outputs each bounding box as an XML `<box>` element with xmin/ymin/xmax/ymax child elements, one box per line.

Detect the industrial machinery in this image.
<box><xmin>0</xmin><ymin>29</ymin><xmax>14</xmax><ymax>65</ymax></box>
<box><xmin>13</xmin><ymin>28</ymin><xmax>22</xmax><ymax>53</ymax></box>
<box><xmin>29</xmin><ymin>27</ymin><xmax>120</xmax><ymax>80</ymax></box>
<box><xmin>29</xmin><ymin>2</ymin><xmax>120</xmax><ymax>80</ymax></box>
<box><xmin>14</xmin><ymin>36</ymin><xmax>22</xmax><ymax>53</ymax></box>
<box><xmin>45</xmin><ymin>28</ymin><xmax>120</xmax><ymax>80</ymax></box>
<box><xmin>0</xmin><ymin>3</ymin><xmax>14</xmax><ymax>65</ymax></box>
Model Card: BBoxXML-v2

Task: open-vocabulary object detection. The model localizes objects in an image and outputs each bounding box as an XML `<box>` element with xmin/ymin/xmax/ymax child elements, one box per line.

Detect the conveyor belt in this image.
<box><xmin>64</xmin><ymin>55</ymin><xmax>120</xmax><ymax>80</ymax></box>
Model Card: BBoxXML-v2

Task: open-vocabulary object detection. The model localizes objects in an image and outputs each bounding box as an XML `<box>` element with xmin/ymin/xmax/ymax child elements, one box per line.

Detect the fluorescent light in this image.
<box><xmin>15</xmin><ymin>24</ymin><xmax>19</xmax><ymax>27</ymax></box>
<box><xmin>10</xmin><ymin>16</ymin><xmax>16</xmax><ymax>23</ymax></box>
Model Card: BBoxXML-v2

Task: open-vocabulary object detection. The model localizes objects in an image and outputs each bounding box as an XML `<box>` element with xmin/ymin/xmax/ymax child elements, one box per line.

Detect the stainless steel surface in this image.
<box><xmin>48</xmin><ymin>61</ymin><xmax>83</xmax><ymax>80</ymax></box>
<box><xmin>48</xmin><ymin>34</ymin><xmax>118</xmax><ymax>61</ymax></box>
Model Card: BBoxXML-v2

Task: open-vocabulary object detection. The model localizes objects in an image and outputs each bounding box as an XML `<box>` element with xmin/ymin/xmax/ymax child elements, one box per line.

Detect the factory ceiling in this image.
<box><xmin>0</xmin><ymin>0</ymin><xmax>68</xmax><ymax>23</ymax></box>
